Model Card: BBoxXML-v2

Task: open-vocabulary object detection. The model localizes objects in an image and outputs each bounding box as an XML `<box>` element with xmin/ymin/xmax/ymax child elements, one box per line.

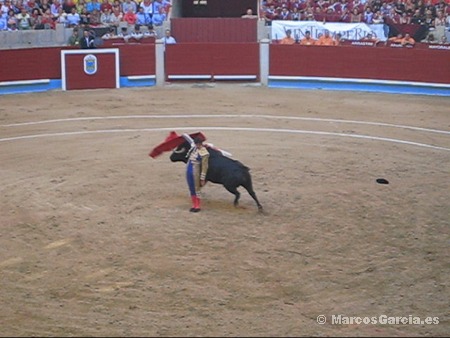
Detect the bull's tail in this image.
<box><xmin>241</xmin><ymin>171</ymin><xmax>263</xmax><ymax>212</ymax></box>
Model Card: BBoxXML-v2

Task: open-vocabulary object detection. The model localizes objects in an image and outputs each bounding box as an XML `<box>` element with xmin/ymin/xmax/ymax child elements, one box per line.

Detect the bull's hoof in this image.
<box><xmin>190</xmin><ymin>208</ymin><xmax>201</xmax><ymax>213</ymax></box>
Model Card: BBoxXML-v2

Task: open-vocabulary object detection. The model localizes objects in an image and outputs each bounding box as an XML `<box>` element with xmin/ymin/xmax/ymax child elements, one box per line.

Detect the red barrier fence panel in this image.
<box><xmin>165</xmin><ymin>43</ymin><xmax>260</xmax><ymax>80</ymax></box>
<box><xmin>171</xmin><ymin>18</ymin><xmax>258</xmax><ymax>43</ymax></box>
<box><xmin>0</xmin><ymin>45</ymin><xmax>155</xmax><ymax>83</ymax></box>
<box><xmin>63</xmin><ymin>51</ymin><xmax>118</xmax><ymax>90</ymax></box>
<box><xmin>269</xmin><ymin>44</ymin><xmax>450</xmax><ymax>84</ymax></box>
<box><xmin>117</xmin><ymin>44</ymin><xmax>156</xmax><ymax>76</ymax></box>
<box><xmin>1</xmin><ymin>43</ymin><xmax>448</xmax><ymax>88</ymax></box>
<box><xmin>0</xmin><ymin>47</ymin><xmax>63</xmax><ymax>82</ymax></box>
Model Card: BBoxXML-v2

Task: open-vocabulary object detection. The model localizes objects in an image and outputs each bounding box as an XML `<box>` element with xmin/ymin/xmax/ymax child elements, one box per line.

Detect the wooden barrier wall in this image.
<box><xmin>269</xmin><ymin>44</ymin><xmax>450</xmax><ymax>84</ymax></box>
<box><xmin>0</xmin><ymin>43</ymin><xmax>449</xmax><ymax>86</ymax></box>
<box><xmin>165</xmin><ymin>43</ymin><xmax>260</xmax><ymax>79</ymax></box>
<box><xmin>1</xmin><ymin>47</ymin><xmax>63</xmax><ymax>82</ymax></box>
<box><xmin>170</xmin><ymin>18</ymin><xmax>258</xmax><ymax>43</ymax></box>
<box><xmin>0</xmin><ymin>44</ymin><xmax>156</xmax><ymax>83</ymax></box>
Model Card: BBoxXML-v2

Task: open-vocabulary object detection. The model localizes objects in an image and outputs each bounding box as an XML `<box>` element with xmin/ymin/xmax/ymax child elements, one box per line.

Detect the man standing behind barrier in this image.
<box><xmin>300</xmin><ymin>30</ymin><xmax>316</xmax><ymax>45</ymax></box>
<box><xmin>80</xmin><ymin>29</ymin><xmax>96</xmax><ymax>49</ymax></box>
<box><xmin>280</xmin><ymin>29</ymin><xmax>296</xmax><ymax>44</ymax></box>
<box><xmin>67</xmin><ymin>27</ymin><xmax>80</xmax><ymax>46</ymax></box>
<box><xmin>316</xmin><ymin>30</ymin><xmax>337</xmax><ymax>46</ymax></box>
<box><xmin>163</xmin><ymin>28</ymin><xmax>176</xmax><ymax>44</ymax></box>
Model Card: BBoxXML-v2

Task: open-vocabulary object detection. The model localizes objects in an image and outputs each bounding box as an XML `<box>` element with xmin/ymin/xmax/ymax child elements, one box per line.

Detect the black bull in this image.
<box><xmin>170</xmin><ymin>142</ymin><xmax>263</xmax><ymax>211</ymax></box>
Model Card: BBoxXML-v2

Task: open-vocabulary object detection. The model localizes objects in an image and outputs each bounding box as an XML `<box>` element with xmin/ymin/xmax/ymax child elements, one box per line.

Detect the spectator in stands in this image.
<box><xmin>416</xmin><ymin>0</ymin><xmax>425</xmax><ymax>15</ymax></box>
<box><xmin>401</xmin><ymin>32</ymin><xmax>415</xmax><ymax>46</ymax></box>
<box><xmin>89</xmin><ymin>8</ymin><xmax>101</xmax><ymax>26</ymax></box>
<box><xmin>50</xmin><ymin>0</ymin><xmax>61</xmax><ymax>17</ymax></box>
<box><xmin>30</xmin><ymin>7</ymin><xmax>44</xmax><ymax>29</ymax></box>
<box><xmin>41</xmin><ymin>8</ymin><xmax>54</xmax><ymax>29</ymax></box>
<box><xmin>140</xmin><ymin>0</ymin><xmax>154</xmax><ymax>17</ymax></box>
<box><xmin>316</xmin><ymin>0</ymin><xmax>328</xmax><ymax>11</ymax></box>
<box><xmin>313</xmin><ymin>6</ymin><xmax>326</xmax><ymax>22</ymax></box>
<box><xmin>123</xmin><ymin>7</ymin><xmax>137</xmax><ymax>25</ymax></box>
<box><xmin>62</xmin><ymin>0</ymin><xmax>76</xmax><ymax>14</ymax></box>
<box><xmin>86</xmin><ymin>0</ymin><xmax>101</xmax><ymax>14</ymax></box>
<box><xmin>350</xmin><ymin>8</ymin><xmax>362</xmax><ymax>22</ymax></box>
<box><xmin>100</xmin><ymin>7</ymin><xmax>114</xmax><ymax>26</ymax></box>
<box><xmin>435</xmin><ymin>0</ymin><xmax>447</xmax><ymax>13</ymax></box>
<box><xmin>434</xmin><ymin>10</ymin><xmax>446</xmax><ymax>41</ymax></box>
<box><xmin>323</xmin><ymin>7</ymin><xmax>340</xmax><ymax>23</ymax></box>
<box><xmin>380</xmin><ymin>2</ymin><xmax>392</xmax><ymax>17</ymax></box>
<box><xmin>371</xmin><ymin>0</ymin><xmax>383</xmax><ymax>13</ymax></box>
<box><xmin>340</xmin><ymin>8</ymin><xmax>352</xmax><ymax>23</ymax></box>
<box><xmin>360</xmin><ymin>32</ymin><xmax>381</xmax><ymax>45</ymax></box>
<box><xmin>10</xmin><ymin>0</ymin><xmax>21</xmax><ymax>15</ymax></box>
<box><xmin>399</xmin><ymin>11</ymin><xmax>411</xmax><ymax>24</ymax></box>
<box><xmin>8</xmin><ymin>21</ymin><xmax>18</xmax><ymax>30</ymax></box>
<box><xmin>300</xmin><ymin>30</ymin><xmax>316</xmax><ymax>45</ymax></box>
<box><xmin>101</xmin><ymin>25</ymin><xmax>116</xmax><ymax>39</ymax></box>
<box><xmin>1</xmin><ymin>1</ymin><xmax>10</xmax><ymax>16</ymax></box>
<box><xmin>424</xmin><ymin>1</ymin><xmax>436</xmax><ymax>17</ymax></box>
<box><xmin>334</xmin><ymin>32</ymin><xmax>344</xmax><ymax>45</ymax></box>
<box><xmin>24</xmin><ymin>0</ymin><xmax>38</xmax><ymax>13</ymax></box>
<box><xmin>79</xmin><ymin>28</ymin><xmax>96</xmax><ymax>48</ymax></box>
<box><xmin>108</xmin><ymin>6</ymin><xmax>120</xmax><ymax>28</ymax></box>
<box><xmin>372</xmin><ymin>10</ymin><xmax>384</xmax><ymax>24</ymax></box>
<box><xmin>100</xmin><ymin>0</ymin><xmax>112</xmax><ymax>13</ymax></box>
<box><xmin>121</xmin><ymin>0</ymin><xmax>137</xmax><ymax>16</ymax></box>
<box><xmin>7</xmin><ymin>9</ymin><xmax>17</xmax><ymax>28</ymax></box>
<box><xmin>304</xmin><ymin>7</ymin><xmax>316</xmax><ymax>21</ymax></box>
<box><xmin>280</xmin><ymin>29</ymin><xmax>295</xmax><ymax>44</ymax></box>
<box><xmin>410</xmin><ymin>8</ymin><xmax>425</xmax><ymax>25</ymax></box>
<box><xmin>155</xmin><ymin>0</ymin><xmax>171</xmax><ymax>17</ymax></box>
<box><xmin>388</xmin><ymin>32</ymin><xmax>403</xmax><ymax>43</ymax></box>
<box><xmin>351</xmin><ymin>0</ymin><xmax>364</xmax><ymax>13</ymax></box>
<box><xmin>117</xmin><ymin>26</ymin><xmax>130</xmax><ymax>42</ymax></box>
<box><xmin>421</xmin><ymin>32</ymin><xmax>438</xmax><ymax>43</ymax></box>
<box><xmin>39</xmin><ymin>0</ymin><xmax>51</xmax><ymax>15</ymax></box>
<box><xmin>0</xmin><ymin>11</ymin><xmax>7</xmax><ymax>30</ymax></box>
<box><xmin>16</xmin><ymin>7</ymin><xmax>31</xmax><ymax>29</ymax></box>
<box><xmin>328</xmin><ymin>0</ymin><xmax>342</xmax><ymax>13</ymax></box>
<box><xmin>67</xmin><ymin>27</ymin><xmax>80</xmax><ymax>45</ymax></box>
<box><xmin>111</xmin><ymin>1</ymin><xmax>123</xmax><ymax>21</ymax></box>
<box><xmin>136</xmin><ymin>6</ymin><xmax>151</xmax><ymax>27</ymax></box>
<box><xmin>78</xmin><ymin>7</ymin><xmax>90</xmax><ymax>27</ymax></box>
<box><xmin>289</xmin><ymin>7</ymin><xmax>301</xmax><ymax>21</ymax></box>
<box><xmin>129</xmin><ymin>23</ymin><xmax>143</xmax><ymax>41</ymax></box>
<box><xmin>386</xmin><ymin>7</ymin><xmax>401</xmax><ymax>24</ymax></box>
<box><xmin>66</xmin><ymin>7</ymin><xmax>81</xmax><ymax>27</ymax></box>
<box><xmin>279</xmin><ymin>6</ymin><xmax>291</xmax><ymax>20</ymax></box>
<box><xmin>393</xmin><ymin>0</ymin><xmax>406</xmax><ymax>15</ymax></box>
<box><xmin>152</xmin><ymin>6</ymin><xmax>166</xmax><ymax>26</ymax></box>
<box><xmin>241</xmin><ymin>7</ymin><xmax>257</xmax><ymax>19</ymax></box>
<box><xmin>439</xmin><ymin>35</ymin><xmax>448</xmax><ymax>44</ymax></box>
<box><xmin>317</xmin><ymin>29</ymin><xmax>337</xmax><ymax>45</ymax></box>
<box><xmin>144</xmin><ymin>23</ymin><xmax>157</xmax><ymax>38</ymax></box>
<box><xmin>163</xmin><ymin>28</ymin><xmax>176</xmax><ymax>44</ymax></box>
<box><xmin>424</xmin><ymin>9</ymin><xmax>435</xmax><ymax>30</ymax></box>
<box><xmin>262</xmin><ymin>4</ymin><xmax>277</xmax><ymax>26</ymax></box>
<box><xmin>76</xmin><ymin>0</ymin><xmax>86</xmax><ymax>14</ymax></box>
<box><xmin>363</xmin><ymin>7</ymin><xmax>374</xmax><ymax>24</ymax></box>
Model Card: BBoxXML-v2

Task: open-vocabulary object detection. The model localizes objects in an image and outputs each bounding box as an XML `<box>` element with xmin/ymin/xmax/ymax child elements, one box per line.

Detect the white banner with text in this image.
<box><xmin>271</xmin><ymin>21</ymin><xmax>388</xmax><ymax>42</ymax></box>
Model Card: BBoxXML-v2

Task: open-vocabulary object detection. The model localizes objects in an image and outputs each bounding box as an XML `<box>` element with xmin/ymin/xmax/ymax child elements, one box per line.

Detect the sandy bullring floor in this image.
<box><xmin>0</xmin><ymin>84</ymin><xmax>449</xmax><ymax>337</ymax></box>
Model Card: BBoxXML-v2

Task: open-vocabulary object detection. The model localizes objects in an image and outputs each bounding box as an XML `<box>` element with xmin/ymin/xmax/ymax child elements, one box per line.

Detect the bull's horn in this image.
<box><xmin>182</xmin><ymin>133</ymin><xmax>195</xmax><ymax>147</ymax></box>
<box><xmin>173</xmin><ymin>147</ymin><xmax>186</xmax><ymax>154</ymax></box>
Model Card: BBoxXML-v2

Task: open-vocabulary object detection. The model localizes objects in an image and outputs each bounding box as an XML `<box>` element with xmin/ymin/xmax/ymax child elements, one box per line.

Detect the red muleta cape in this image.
<box><xmin>149</xmin><ymin>131</ymin><xmax>207</xmax><ymax>158</ymax></box>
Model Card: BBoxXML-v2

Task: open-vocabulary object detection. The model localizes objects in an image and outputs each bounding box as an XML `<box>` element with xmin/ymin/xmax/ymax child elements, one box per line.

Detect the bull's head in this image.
<box><xmin>169</xmin><ymin>141</ymin><xmax>190</xmax><ymax>163</ymax></box>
